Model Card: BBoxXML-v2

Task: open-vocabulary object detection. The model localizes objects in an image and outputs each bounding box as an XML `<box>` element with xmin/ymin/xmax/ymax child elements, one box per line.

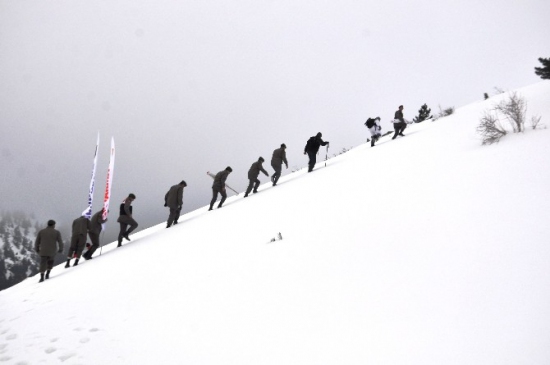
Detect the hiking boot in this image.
<box><xmin>253</xmin><ymin>190</ymin><xmax>258</xmax><ymax>194</ymax></box>
<box><xmin>123</xmin><ymin>234</ymin><xmax>131</xmax><ymax>241</ymax></box>
<box><xmin>117</xmin><ymin>242</ymin><xmax>122</xmax><ymax>247</ymax></box>
<box><xmin>399</xmin><ymin>133</ymin><xmax>405</xmax><ymax>136</ymax></box>
<box><xmin>244</xmin><ymin>193</ymin><xmax>248</xmax><ymax>198</ymax></box>
<box><xmin>64</xmin><ymin>261</ymin><xmax>70</xmax><ymax>268</ymax></box>
<box><xmin>73</xmin><ymin>259</ymin><xmax>79</xmax><ymax>267</ymax></box>
<box><xmin>39</xmin><ymin>273</ymin><xmax>45</xmax><ymax>283</ymax></box>
<box><xmin>45</xmin><ymin>270</ymin><xmax>51</xmax><ymax>279</ymax></box>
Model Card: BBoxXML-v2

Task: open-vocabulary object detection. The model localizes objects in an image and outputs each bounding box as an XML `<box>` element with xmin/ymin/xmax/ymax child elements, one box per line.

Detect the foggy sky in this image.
<box><xmin>1</xmin><ymin>0</ymin><xmax>549</xmax><ymax>242</ymax></box>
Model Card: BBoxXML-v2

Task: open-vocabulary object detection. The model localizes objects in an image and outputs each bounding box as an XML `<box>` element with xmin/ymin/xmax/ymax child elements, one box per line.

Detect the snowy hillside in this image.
<box><xmin>1</xmin><ymin>82</ymin><xmax>549</xmax><ymax>365</ymax></box>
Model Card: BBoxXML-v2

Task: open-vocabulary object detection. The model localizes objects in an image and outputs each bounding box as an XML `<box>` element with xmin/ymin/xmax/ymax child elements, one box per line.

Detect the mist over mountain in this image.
<box><xmin>1</xmin><ymin>81</ymin><xmax>549</xmax><ymax>364</ymax></box>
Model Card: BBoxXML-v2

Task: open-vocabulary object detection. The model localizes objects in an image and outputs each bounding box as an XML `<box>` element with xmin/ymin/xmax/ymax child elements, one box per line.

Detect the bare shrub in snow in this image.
<box><xmin>493</xmin><ymin>92</ymin><xmax>526</xmax><ymax>133</ymax></box>
<box><xmin>477</xmin><ymin>92</ymin><xmax>542</xmax><ymax>144</ymax></box>
<box><xmin>433</xmin><ymin>105</ymin><xmax>455</xmax><ymax>121</ymax></box>
<box><xmin>530</xmin><ymin>115</ymin><xmax>545</xmax><ymax>130</ymax></box>
<box><xmin>477</xmin><ymin>112</ymin><xmax>507</xmax><ymax>145</ymax></box>
<box><xmin>493</xmin><ymin>87</ymin><xmax>506</xmax><ymax>95</ymax></box>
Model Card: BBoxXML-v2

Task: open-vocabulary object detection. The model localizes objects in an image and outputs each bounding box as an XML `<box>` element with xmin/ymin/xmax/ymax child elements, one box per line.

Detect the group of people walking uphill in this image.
<box><xmin>34</xmin><ymin>104</ymin><xmax>409</xmax><ymax>283</ymax></box>
<box><xmin>34</xmin><ymin>195</ymin><xmax>139</xmax><ymax>283</ymax></box>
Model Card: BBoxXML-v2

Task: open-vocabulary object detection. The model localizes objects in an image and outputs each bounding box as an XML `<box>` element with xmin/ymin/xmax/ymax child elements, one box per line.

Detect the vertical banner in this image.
<box><xmin>82</xmin><ymin>133</ymin><xmax>100</xmax><ymax>219</ymax></box>
<box><xmin>102</xmin><ymin>137</ymin><xmax>115</xmax><ymax>222</ymax></box>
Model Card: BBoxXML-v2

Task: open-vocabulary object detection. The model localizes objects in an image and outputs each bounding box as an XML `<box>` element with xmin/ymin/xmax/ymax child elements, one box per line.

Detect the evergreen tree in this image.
<box><xmin>12</xmin><ymin>227</ymin><xmax>24</xmax><ymax>250</ymax></box>
<box><xmin>534</xmin><ymin>57</ymin><xmax>550</xmax><ymax>80</ymax></box>
<box><xmin>0</xmin><ymin>218</ymin><xmax>6</xmax><ymax>236</ymax></box>
<box><xmin>413</xmin><ymin>104</ymin><xmax>432</xmax><ymax>123</ymax></box>
<box><xmin>484</xmin><ymin>93</ymin><xmax>489</xmax><ymax>100</ymax></box>
<box><xmin>0</xmin><ymin>252</ymin><xmax>6</xmax><ymax>288</ymax></box>
<box><xmin>3</xmin><ymin>237</ymin><xmax>16</xmax><ymax>264</ymax></box>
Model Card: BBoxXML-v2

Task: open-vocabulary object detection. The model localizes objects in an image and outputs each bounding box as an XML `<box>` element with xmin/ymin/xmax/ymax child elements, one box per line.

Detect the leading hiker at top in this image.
<box><xmin>392</xmin><ymin>105</ymin><xmax>409</xmax><ymax>140</ymax></box>
<box><xmin>304</xmin><ymin>132</ymin><xmax>329</xmax><ymax>172</ymax></box>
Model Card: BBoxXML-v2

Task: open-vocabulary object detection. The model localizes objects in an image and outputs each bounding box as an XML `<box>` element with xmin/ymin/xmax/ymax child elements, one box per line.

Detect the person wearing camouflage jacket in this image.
<box><xmin>270</xmin><ymin>144</ymin><xmax>288</xmax><ymax>186</ymax></box>
<box><xmin>209</xmin><ymin>167</ymin><xmax>232</xmax><ymax>210</ymax></box>
<box><xmin>245</xmin><ymin>157</ymin><xmax>269</xmax><ymax>197</ymax></box>
<box><xmin>34</xmin><ymin>220</ymin><xmax>64</xmax><ymax>282</ymax></box>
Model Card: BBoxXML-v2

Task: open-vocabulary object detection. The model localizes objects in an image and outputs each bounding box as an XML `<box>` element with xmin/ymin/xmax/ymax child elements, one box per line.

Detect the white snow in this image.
<box><xmin>1</xmin><ymin>81</ymin><xmax>549</xmax><ymax>364</ymax></box>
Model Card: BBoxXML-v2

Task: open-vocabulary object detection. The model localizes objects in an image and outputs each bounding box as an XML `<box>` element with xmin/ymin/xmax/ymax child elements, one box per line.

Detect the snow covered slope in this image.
<box><xmin>1</xmin><ymin>82</ymin><xmax>549</xmax><ymax>365</ymax></box>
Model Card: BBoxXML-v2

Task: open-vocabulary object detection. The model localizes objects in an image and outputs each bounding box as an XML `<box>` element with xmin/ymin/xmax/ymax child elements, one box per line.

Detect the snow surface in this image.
<box><xmin>1</xmin><ymin>82</ymin><xmax>549</xmax><ymax>364</ymax></box>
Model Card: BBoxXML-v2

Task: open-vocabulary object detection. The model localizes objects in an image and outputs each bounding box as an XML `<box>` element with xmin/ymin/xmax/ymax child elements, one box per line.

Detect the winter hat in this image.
<box><xmin>281</xmin><ymin>143</ymin><xmax>286</xmax><ymax>149</ymax></box>
<box><xmin>47</xmin><ymin>220</ymin><xmax>56</xmax><ymax>227</ymax></box>
<box><xmin>259</xmin><ymin>157</ymin><xmax>264</xmax><ymax>162</ymax></box>
<box><xmin>180</xmin><ymin>180</ymin><xmax>187</xmax><ymax>186</ymax></box>
<box><xmin>226</xmin><ymin>166</ymin><xmax>233</xmax><ymax>172</ymax></box>
<box><xmin>129</xmin><ymin>193</ymin><xmax>136</xmax><ymax>199</ymax></box>
<box><xmin>316</xmin><ymin>132</ymin><xmax>322</xmax><ymax>138</ymax></box>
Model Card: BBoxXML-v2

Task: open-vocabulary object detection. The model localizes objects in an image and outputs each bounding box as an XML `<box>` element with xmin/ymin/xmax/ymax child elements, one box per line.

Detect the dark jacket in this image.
<box><xmin>35</xmin><ymin>227</ymin><xmax>64</xmax><ymax>257</ymax></box>
<box><xmin>72</xmin><ymin>216</ymin><xmax>90</xmax><ymax>237</ymax></box>
<box><xmin>117</xmin><ymin>197</ymin><xmax>135</xmax><ymax>224</ymax></box>
<box><xmin>248</xmin><ymin>160</ymin><xmax>269</xmax><ymax>180</ymax></box>
<box><xmin>165</xmin><ymin>184</ymin><xmax>184</xmax><ymax>209</ymax></box>
<box><xmin>394</xmin><ymin>109</ymin><xmax>404</xmax><ymax>123</ymax></box>
<box><xmin>212</xmin><ymin>170</ymin><xmax>231</xmax><ymax>190</ymax></box>
<box><xmin>304</xmin><ymin>134</ymin><xmax>329</xmax><ymax>154</ymax></box>
<box><xmin>271</xmin><ymin>148</ymin><xmax>288</xmax><ymax>167</ymax></box>
<box><xmin>89</xmin><ymin>210</ymin><xmax>107</xmax><ymax>235</ymax></box>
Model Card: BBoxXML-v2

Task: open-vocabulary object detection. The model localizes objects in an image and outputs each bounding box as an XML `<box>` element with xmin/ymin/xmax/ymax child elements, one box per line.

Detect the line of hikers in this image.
<box><xmin>33</xmin><ymin>105</ymin><xmax>409</xmax><ymax>282</ymax></box>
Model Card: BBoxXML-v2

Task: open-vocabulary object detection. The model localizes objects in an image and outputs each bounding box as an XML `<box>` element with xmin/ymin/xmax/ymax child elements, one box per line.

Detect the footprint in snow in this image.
<box><xmin>79</xmin><ymin>338</ymin><xmax>90</xmax><ymax>344</ymax></box>
<box><xmin>44</xmin><ymin>347</ymin><xmax>56</xmax><ymax>354</ymax></box>
<box><xmin>50</xmin><ymin>338</ymin><xmax>59</xmax><ymax>343</ymax></box>
<box><xmin>89</xmin><ymin>328</ymin><xmax>99</xmax><ymax>332</ymax></box>
<box><xmin>0</xmin><ymin>356</ymin><xmax>12</xmax><ymax>362</ymax></box>
<box><xmin>5</xmin><ymin>334</ymin><xmax>16</xmax><ymax>341</ymax></box>
<box><xmin>58</xmin><ymin>353</ymin><xmax>76</xmax><ymax>362</ymax></box>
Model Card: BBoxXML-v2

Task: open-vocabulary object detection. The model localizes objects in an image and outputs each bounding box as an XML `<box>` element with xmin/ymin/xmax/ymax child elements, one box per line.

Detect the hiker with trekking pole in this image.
<box><xmin>83</xmin><ymin>209</ymin><xmax>107</xmax><ymax>260</ymax></box>
<box><xmin>304</xmin><ymin>132</ymin><xmax>330</xmax><ymax>172</ymax></box>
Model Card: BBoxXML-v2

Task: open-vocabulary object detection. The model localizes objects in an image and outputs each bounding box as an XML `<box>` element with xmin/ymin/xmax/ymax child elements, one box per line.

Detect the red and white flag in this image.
<box><xmin>102</xmin><ymin>137</ymin><xmax>115</xmax><ymax>222</ymax></box>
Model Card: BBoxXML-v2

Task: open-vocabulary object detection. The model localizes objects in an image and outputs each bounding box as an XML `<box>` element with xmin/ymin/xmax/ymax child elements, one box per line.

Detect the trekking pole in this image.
<box><xmin>99</xmin><ymin>230</ymin><xmax>105</xmax><ymax>256</ymax></box>
<box><xmin>325</xmin><ymin>144</ymin><xmax>329</xmax><ymax>167</ymax></box>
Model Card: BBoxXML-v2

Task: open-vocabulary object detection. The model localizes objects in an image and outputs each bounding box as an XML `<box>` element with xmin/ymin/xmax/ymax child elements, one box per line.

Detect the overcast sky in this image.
<box><xmin>1</xmin><ymin>0</ymin><xmax>549</xmax><ymax>240</ymax></box>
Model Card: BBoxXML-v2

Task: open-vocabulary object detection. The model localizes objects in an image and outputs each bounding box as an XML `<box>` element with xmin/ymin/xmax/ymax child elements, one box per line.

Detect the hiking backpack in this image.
<box><xmin>365</xmin><ymin>118</ymin><xmax>376</xmax><ymax>128</ymax></box>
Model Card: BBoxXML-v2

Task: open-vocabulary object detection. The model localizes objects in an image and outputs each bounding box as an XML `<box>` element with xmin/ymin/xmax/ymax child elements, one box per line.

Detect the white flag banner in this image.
<box><xmin>102</xmin><ymin>137</ymin><xmax>115</xmax><ymax>222</ymax></box>
<box><xmin>82</xmin><ymin>133</ymin><xmax>99</xmax><ymax>219</ymax></box>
